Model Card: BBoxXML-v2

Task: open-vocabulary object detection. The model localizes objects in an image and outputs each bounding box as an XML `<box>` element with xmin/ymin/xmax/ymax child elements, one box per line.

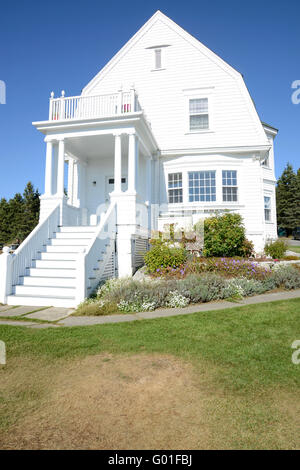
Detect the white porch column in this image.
<box><xmin>57</xmin><ymin>138</ymin><xmax>65</xmax><ymax>197</ymax></box>
<box><xmin>128</xmin><ymin>132</ymin><xmax>139</xmax><ymax>194</ymax></box>
<box><xmin>44</xmin><ymin>141</ymin><xmax>53</xmax><ymax>195</ymax></box>
<box><xmin>113</xmin><ymin>133</ymin><xmax>122</xmax><ymax>193</ymax></box>
<box><xmin>67</xmin><ymin>157</ymin><xmax>75</xmax><ymax>204</ymax></box>
<box><xmin>73</xmin><ymin>161</ymin><xmax>79</xmax><ymax>207</ymax></box>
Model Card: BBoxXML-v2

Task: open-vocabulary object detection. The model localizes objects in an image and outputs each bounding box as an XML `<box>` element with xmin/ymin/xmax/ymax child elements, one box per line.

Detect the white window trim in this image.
<box><xmin>222</xmin><ymin>170</ymin><xmax>239</xmax><ymax>203</ymax></box>
<box><xmin>165</xmin><ymin>167</ymin><xmax>241</xmax><ymax>207</ymax></box>
<box><xmin>183</xmin><ymin>88</ymin><xmax>214</xmax><ymax>134</ymax></box>
<box><xmin>264</xmin><ymin>194</ymin><xmax>272</xmax><ymax>223</ymax></box>
<box><xmin>167</xmin><ymin>171</ymin><xmax>183</xmax><ymax>204</ymax></box>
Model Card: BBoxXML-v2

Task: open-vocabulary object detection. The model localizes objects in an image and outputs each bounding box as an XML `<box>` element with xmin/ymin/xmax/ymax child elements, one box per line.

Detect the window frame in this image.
<box><xmin>264</xmin><ymin>196</ymin><xmax>272</xmax><ymax>222</ymax></box>
<box><xmin>188</xmin><ymin>98</ymin><xmax>209</xmax><ymax>132</ymax></box>
<box><xmin>168</xmin><ymin>172</ymin><xmax>183</xmax><ymax>204</ymax></box>
<box><xmin>222</xmin><ymin>170</ymin><xmax>238</xmax><ymax>202</ymax></box>
<box><xmin>184</xmin><ymin>88</ymin><xmax>214</xmax><ymax>134</ymax></box>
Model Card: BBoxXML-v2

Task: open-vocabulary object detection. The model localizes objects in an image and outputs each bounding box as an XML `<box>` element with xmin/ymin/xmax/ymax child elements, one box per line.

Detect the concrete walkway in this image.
<box><xmin>0</xmin><ymin>288</ymin><xmax>300</xmax><ymax>328</ymax></box>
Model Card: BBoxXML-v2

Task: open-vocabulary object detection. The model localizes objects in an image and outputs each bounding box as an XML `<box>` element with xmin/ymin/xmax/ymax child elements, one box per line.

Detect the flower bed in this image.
<box><xmin>75</xmin><ymin>264</ymin><xmax>300</xmax><ymax>316</ymax></box>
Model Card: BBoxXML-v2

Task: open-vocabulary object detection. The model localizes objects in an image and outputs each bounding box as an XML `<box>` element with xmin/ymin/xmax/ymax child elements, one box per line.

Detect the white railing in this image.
<box><xmin>62</xmin><ymin>200</ymin><xmax>82</xmax><ymax>226</ymax></box>
<box><xmin>12</xmin><ymin>203</ymin><xmax>60</xmax><ymax>286</ymax></box>
<box><xmin>76</xmin><ymin>202</ymin><xmax>117</xmax><ymax>303</ymax></box>
<box><xmin>49</xmin><ymin>89</ymin><xmax>141</xmax><ymax>121</ymax></box>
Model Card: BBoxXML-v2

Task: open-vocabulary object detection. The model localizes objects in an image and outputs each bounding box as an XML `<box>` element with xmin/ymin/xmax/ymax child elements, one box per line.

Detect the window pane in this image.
<box><xmin>223</xmin><ymin>187</ymin><xmax>238</xmax><ymax>202</ymax></box>
<box><xmin>264</xmin><ymin>196</ymin><xmax>271</xmax><ymax>209</ymax></box>
<box><xmin>189</xmin><ymin>98</ymin><xmax>208</xmax><ymax>114</ymax></box>
<box><xmin>190</xmin><ymin>114</ymin><xmax>209</xmax><ymax>130</ymax></box>
<box><xmin>188</xmin><ymin>171</ymin><xmax>216</xmax><ymax>202</ymax></box>
<box><xmin>264</xmin><ymin>197</ymin><xmax>271</xmax><ymax>221</ymax></box>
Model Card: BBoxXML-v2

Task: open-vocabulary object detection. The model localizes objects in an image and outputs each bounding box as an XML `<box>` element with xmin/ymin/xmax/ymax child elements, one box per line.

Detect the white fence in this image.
<box><xmin>49</xmin><ymin>90</ymin><xmax>141</xmax><ymax>121</ymax></box>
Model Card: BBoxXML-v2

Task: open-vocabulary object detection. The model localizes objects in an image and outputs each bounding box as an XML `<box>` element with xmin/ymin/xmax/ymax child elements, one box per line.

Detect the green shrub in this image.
<box><xmin>269</xmin><ymin>265</ymin><xmax>300</xmax><ymax>289</ymax></box>
<box><xmin>144</xmin><ymin>243</ymin><xmax>187</xmax><ymax>272</ymax></box>
<box><xmin>76</xmin><ymin>263</ymin><xmax>300</xmax><ymax>315</ymax></box>
<box><xmin>196</xmin><ymin>213</ymin><xmax>248</xmax><ymax>258</ymax></box>
<box><xmin>264</xmin><ymin>239</ymin><xmax>287</xmax><ymax>259</ymax></box>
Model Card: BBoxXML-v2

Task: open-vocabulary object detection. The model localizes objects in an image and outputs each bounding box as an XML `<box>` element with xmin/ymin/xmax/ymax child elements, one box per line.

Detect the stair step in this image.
<box><xmin>21</xmin><ymin>276</ymin><xmax>76</xmax><ymax>287</ymax></box>
<box><xmin>45</xmin><ymin>245</ymin><xmax>87</xmax><ymax>253</ymax></box>
<box><xmin>54</xmin><ymin>232</ymin><xmax>94</xmax><ymax>239</ymax></box>
<box><xmin>34</xmin><ymin>260</ymin><xmax>76</xmax><ymax>269</ymax></box>
<box><xmin>7</xmin><ymin>295</ymin><xmax>76</xmax><ymax>308</ymax></box>
<box><xmin>50</xmin><ymin>238</ymin><xmax>92</xmax><ymax>246</ymax></box>
<box><xmin>27</xmin><ymin>268</ymin><xmax>76</xmax><ymax>277</ymax></box>
<box><xmin>58</xmin><ymin>226</ymin><xmax>96</xmax><ymax>233</ymax></box>
<box><xmin>15</xmin><ymin>285</ymin><xmax>76</xmax><ymax>297</ymax></box>
<box><xmin>40</xmin><ymin>252</ymin><xmax>77</xmax><ymax>261</ymax></box>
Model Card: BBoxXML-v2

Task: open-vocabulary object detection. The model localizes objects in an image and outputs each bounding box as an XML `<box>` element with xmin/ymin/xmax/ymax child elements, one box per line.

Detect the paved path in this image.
<box><xmin>0</xmin><ymin>288</ymin><xmax>300</xmax><ymax>328</ymax></box>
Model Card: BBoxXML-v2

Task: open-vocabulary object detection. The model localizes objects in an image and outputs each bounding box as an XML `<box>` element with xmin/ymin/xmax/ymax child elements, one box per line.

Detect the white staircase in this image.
<box><xmin>7</xmin><ymin>226</ymin><xmax>109</xmax><ymax>308</ymax></box>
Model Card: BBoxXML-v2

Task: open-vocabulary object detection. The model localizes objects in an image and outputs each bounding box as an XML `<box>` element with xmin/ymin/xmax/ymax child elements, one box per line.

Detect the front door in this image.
<box><xmin>105</xmin><ymin>176</ymin><xmax>128</xmax><ymax>202</ymax></box>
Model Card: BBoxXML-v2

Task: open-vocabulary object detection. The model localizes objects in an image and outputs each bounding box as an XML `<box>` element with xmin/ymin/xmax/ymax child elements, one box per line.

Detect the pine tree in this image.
<box><xmin>0</xmin><ymin>182</ymin><xmax>40</xmax><ymax>246</ymax></box>
<box><xmin>276</xmin><ymin>163</ymin><xmax>300</xmax><ymax>234</ymax></box>
<box><xmin>0</xmin><ymin>198</ymin><xmax>10</xmax><ymax>245</ymax></box>
<box><xmin>22</xmin><ymin>182</ymin><xmax>40</xmax><ymax>240</ymax></box>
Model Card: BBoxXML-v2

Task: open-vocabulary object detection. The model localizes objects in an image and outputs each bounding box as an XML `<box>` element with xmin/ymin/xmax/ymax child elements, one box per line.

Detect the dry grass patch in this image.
<box><xmin>0</xmin><ymin>353</ymin><xmax>299</xmax><ymax>450</ymax></box>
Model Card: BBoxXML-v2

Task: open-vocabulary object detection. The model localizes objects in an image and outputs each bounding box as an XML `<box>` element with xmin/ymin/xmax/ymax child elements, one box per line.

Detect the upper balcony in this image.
<box><xmin>48</xmin><ymin>88</ymin><xmax>142</xmax><ymax>122</ymax></box>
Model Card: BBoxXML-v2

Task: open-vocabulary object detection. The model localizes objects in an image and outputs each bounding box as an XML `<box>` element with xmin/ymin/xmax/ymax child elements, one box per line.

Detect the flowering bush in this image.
<box><xmin>150</xmin><ymin>257</ymin><xmax>271</xmax><ymax>281</ymax></box>
<box><xmin>166</xmin><ymin>291</ymin><xmax>190</xmax><ymax>308</ymax></box>
<box><xmin>76</xmin><ymin>264</ymin><xmax>300</xmax><ymax>315</ymax></box>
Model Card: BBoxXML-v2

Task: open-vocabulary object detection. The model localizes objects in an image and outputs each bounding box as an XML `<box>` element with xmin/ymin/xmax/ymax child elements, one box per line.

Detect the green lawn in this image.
<box><xmin>289</xmin><ymin>245</ymin><xmax>300</xmax><ymax>254</ymax></box>
<box><xmin>0</xmin><ymin>298</ymin><xmax>299</xmax><ymax>449</ymax></box>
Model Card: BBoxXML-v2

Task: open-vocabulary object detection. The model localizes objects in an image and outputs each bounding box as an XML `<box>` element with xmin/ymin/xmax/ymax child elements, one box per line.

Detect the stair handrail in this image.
<box><xmin>84</xmin><ymin>201</ymin><xmax>117</xmax><ymax>257</ymax></box>
<box><xmin>76</xmin><ymin>202</ymin><xmax>117</xmax><ymax>304</ymax></box>
<box><xmin>11</xmin><ymin>203</ymin><xmax>61</xmax><ymax>286</ymax></box>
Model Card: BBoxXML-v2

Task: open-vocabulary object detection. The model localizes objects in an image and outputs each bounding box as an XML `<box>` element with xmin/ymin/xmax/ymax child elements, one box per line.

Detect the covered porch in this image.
<box><xmin>33</xmin><ymin>93</ymin><xmax>159</xmax><ymax>230</ymax></box>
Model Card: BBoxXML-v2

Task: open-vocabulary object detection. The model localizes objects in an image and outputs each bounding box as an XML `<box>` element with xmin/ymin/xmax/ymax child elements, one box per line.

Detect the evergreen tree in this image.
<box><xmin>22</xmin><ymin>182</ymin><xmax>40</xmax><ymax>240</ymax></box>
<box><xmin>0</xmin><ymin>182</ymin><xmax>40</xmax><ymax>246</ymax></box>
<box><xmin>0</xmin><ymin>198</ymin><xmax>10</xmax><ymax>245</ymax></box>
<box><xmin>276</xmin><ymin>163</ymin><xmax>300</xmax><ymax>234</ymax></box>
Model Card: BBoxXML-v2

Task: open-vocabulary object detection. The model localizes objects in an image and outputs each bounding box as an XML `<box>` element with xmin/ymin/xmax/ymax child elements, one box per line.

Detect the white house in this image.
<box><xmin>0</xmin><ymin>11</ymin><xmax>278</xmax><ymax>308</ymax></box>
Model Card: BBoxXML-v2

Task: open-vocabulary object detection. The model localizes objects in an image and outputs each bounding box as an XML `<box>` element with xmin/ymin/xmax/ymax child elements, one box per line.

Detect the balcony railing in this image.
<box><xmin>49</xmin><ymin>89</ymin><xmax>142</xmax><ymax>121</ymax></box>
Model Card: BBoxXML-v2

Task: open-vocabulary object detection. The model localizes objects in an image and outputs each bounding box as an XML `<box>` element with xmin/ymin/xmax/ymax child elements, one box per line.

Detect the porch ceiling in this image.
<box><xmin>65</xmin><ymin>133</ymin><xmax>146</xmax><ymax>162</ymax></box>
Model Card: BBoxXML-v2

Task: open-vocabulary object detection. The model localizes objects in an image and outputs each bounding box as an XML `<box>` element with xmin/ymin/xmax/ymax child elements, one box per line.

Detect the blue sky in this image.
<box><xmin>0</xmin><ymin>0</ymin><xmax>299</xmax><ymax>199</ymax></box>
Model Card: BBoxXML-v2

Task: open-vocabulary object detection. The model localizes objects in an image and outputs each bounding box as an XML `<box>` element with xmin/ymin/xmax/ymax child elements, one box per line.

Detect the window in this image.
<box><xmin>155</xmin><ymin>49</ymin><xmax>162</xmax><ymax>69</ymax></box>
<box><xmin>168</xmin><ymin>173</ymin><xmax>183</xmax><ymax>204</ymax></box>
<box><xmin>108</xmin><ymin>178</ymin><xmax>126</xmax><ymax>184</ymax></box>
<box><xmin>189</xmin><ymin>98</ymin><xmax>209</xmax><ymax>131</ymax></box>
<box><xmin>222</xmin><ymin>170</ymin><xmax>238</xmax><ymax>202</ymax></box>
<box><xmin>188</xmin><ymin>171</ymin><xmax>216</xmax><ymax>202</ymax></box>
<box><xmin>264</xmin><ymin>196</ymin><xmax>271</xmax><ymax>221</ymax></box>
<box><xmin>262</xmin><ymin>155</ymin><xmax>269</xmax><ymax>167</ymax></box>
